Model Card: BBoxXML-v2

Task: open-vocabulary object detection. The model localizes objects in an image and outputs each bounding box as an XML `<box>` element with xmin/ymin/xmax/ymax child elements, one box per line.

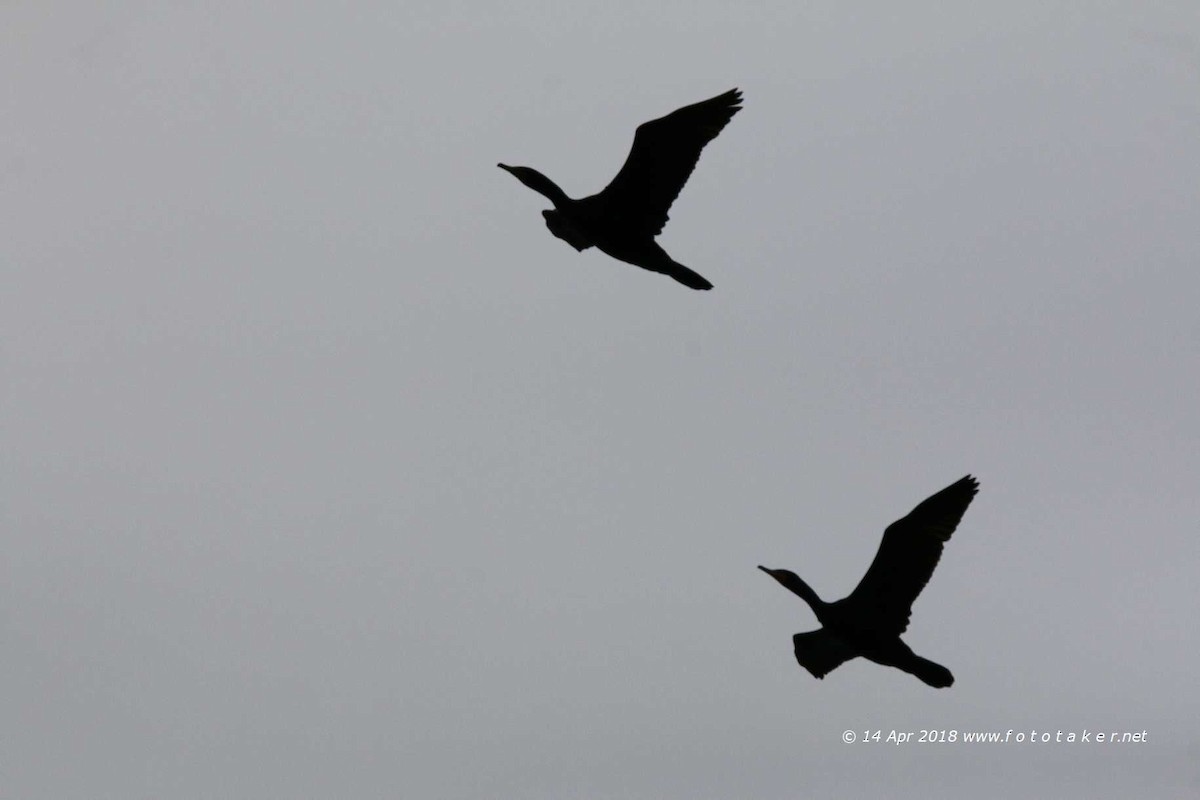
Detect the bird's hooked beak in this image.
<box><xmin>497</xmin><ymin>163</ymin><xmax>521</xmax><ymax>183</ymax></box>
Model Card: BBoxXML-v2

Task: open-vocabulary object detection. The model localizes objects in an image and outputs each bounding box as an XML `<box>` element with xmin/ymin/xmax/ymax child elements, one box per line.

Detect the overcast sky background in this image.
<box><xmin>3</xmin><ymin>2</ymin><xmax>1199</xmax><ymax>798</ymax></box>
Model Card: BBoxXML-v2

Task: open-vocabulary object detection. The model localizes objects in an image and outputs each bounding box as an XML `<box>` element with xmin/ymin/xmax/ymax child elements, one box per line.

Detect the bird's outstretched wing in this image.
<box><xmin>846</xmin><ymin>475</ymin><xmax>979</xmax><ymax>633</ymax></box>
<box><xmin>597</xmin><ymin>89</ymin><xmax>742</xmax><ymax>237</ymax></box>
<box><xmin>792</xmin><ymin>630</ymin><xmax>859</xmax><ymax>679</ymax></box>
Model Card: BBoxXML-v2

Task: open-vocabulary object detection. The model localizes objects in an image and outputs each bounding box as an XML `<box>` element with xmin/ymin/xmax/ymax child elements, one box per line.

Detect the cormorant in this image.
<box><xmin>498</xmin><ymin>89</ymin><xmax>742</xmax><ymax>290</ymax></box>
<box><xmin>758</xmin><ymin>475</ymin><xmax>980</xmax><ymax>688</ymax></box>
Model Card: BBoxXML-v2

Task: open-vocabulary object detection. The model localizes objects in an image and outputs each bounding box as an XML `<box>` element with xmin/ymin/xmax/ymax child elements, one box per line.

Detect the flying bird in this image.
<box><xmin>758</xmin><ymin>475</ymin><xmax>980</xmax><ymax>688</ymax></box>
<box><xmin>498</xmin><ymin>88</ymin><xmax>742</xmax><ymax>290</ymax></box>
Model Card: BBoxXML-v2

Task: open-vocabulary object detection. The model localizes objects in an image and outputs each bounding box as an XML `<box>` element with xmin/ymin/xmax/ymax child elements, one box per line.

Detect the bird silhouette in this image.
<box><xmin>498</xmin><ymin>89</ymin><xmax>742</xmax><ymax>290</ymax></box>
<box><xmin>759</xmin><ymin>475</ymin><xmax>979</xmax><ymax>688</ymax></box>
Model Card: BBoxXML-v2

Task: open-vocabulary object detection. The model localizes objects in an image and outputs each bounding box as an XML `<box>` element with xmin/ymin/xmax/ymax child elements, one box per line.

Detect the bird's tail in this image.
<box><xmin>902</xmin><ymin>655</ymin><xmax>954</xmax><ymax>688</ymax></box>
<box><xmin>664</xmin><ymin>260</ymin><xmax>714</xmax><ymax>291</ymax></box>
<box><xmin>634</xmin><ymin>242</ymin><xmax>714</xmax><ymax>290</ymax></box>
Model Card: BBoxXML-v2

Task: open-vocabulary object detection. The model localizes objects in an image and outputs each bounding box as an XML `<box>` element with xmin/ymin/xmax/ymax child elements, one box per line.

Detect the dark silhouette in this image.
<box><xmin>759</xmin><ymin>475</ymin><xmax>979</xmax><ymax>688</ymax></box>
<box><xmin>498</xmin><ymin>89</ymin><xmax>742</xmax><ymax>290</ymax></box>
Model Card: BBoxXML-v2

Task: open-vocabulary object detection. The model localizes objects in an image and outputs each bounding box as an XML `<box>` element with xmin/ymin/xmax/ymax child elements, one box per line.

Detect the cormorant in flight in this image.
<box><xmin>758</xmin><ymin>475</ymin><xmax>980</xmax><ymax>688</ymax></box>
<box><xmin>498</xmin><ymin>89</ymin><xmax>742</xmax><ymax>290</ymax></box>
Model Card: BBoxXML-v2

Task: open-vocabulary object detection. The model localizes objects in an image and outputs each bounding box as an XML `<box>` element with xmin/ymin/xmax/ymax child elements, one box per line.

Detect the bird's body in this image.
<box><xmin>499</xmin><ymin>89</ymin><xmax>742</xmax><ymax>290</ymax></box>
<box><xmin>759</xmin><ymin>475</ymin><xmax>979</xmax><ymax>688</ymax></box>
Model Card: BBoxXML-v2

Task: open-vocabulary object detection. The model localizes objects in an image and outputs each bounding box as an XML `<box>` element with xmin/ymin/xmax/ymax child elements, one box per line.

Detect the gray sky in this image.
<box><xmin>3</xmin><ymin>2</ymin><xmax>1198</xmax><ymax>798</ymax></box>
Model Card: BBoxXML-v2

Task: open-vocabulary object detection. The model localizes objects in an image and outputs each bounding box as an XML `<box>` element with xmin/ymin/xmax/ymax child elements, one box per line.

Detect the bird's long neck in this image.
<box><xmin>777</xmin><ymin>571</ymin><xmax>827</xmax><ymax>614</ymax></box>
<box><xmin>516</xmin><ymin>167</ymin><xmax>571</xmax><ymax>207</ymax></box>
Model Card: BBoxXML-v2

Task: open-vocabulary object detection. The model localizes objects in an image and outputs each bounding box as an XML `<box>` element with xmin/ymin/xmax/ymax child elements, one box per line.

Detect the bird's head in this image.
<box><xmin>497</xmin><ymin>163</ymin><xmax>568</xmax><ymax>206</ymax></box>
<box><xmin>758</xmin><ymin>565</ymin><xmax>823</xmax><ymax>608</ymax></box>
<box><xmin>497</xmin><ymin>162</ymin><xmax>534</xmax><ymax>183</ymax></box>
<box><xmin>758</xmin><ymin>565</ymin><xmax>795</xmax><ymax>584</ymax></box>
